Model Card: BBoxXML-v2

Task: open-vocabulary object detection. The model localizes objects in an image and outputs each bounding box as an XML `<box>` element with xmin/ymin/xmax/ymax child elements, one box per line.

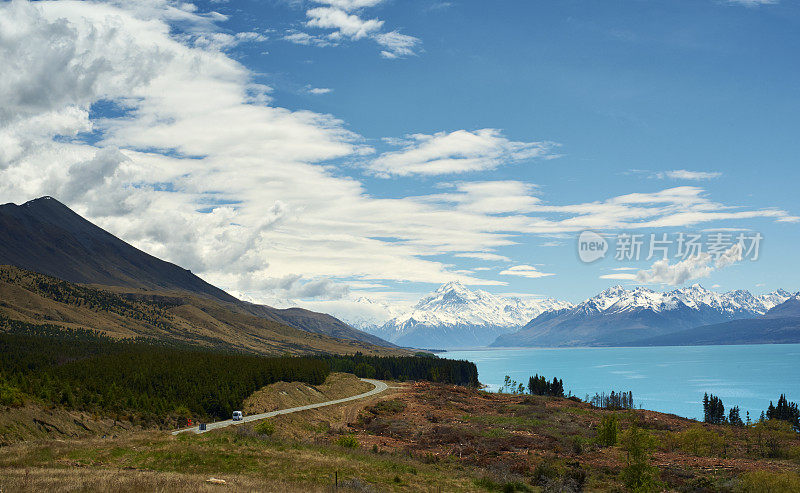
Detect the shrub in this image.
<box><xmin>677</xmin><ymin>425</ymin><xmax>724</xmax><ymax>457</ymax></box>
<box><xmin>473</xmin><ymin>477</ymin><xmax>531</xmax><ymax>492</ymax></box>
<box><xmin>619</xmin><ymin>423</ymin><xmax>661</xmax><ymax>493</ymax></box>
<box><xmin>570</xmin><ymin>435</ymin><xmax>585</xmax><ymax>455</ymax></box>
<box><xmin>0</xmin><ymin>382</ymin><xmax>24</xmax><ymax>407</ymax></box>
<box><xmin>254</xmin><ymin>420</ymin><xmax>275</xmax><ymax>436</ymax></box>
<box><xmin>737</xmin><ymin>470</ymin><xmax>800</xmax><ymax>492</ymax></box>
<box><xmin>749</xmin><ymin>420</ymin><xmax>795</xmax><ymax>459</ymax></box>
<box><xmin>596</xmin><ymin>414</ymin><xmax>619</xmax><ymax>446</ymax></box>
<box><xmin>337</xmin><ymin>434</ymin><xmax>359</xmax><ymax>448</ymax></box>
<box><xmin>370</xmin><ymin>399</ymin><xmax>406</xmax><ymax>415</ymax></box>
<box><xmin>532</xmin><ymin>459</ymin><xmax>560</xmax><ymax>485</ymax></box>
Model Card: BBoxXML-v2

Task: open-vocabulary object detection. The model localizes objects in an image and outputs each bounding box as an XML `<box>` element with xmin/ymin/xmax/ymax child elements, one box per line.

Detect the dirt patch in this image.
<box><xmin>243</xmin><ymin>372</ymin><xmax>373</xmax><ymax>415</ymax></box>
<box><xmin>0</xmin><ymin>403</ymin><xmax>138</xmax><ymax>446</ymax></box>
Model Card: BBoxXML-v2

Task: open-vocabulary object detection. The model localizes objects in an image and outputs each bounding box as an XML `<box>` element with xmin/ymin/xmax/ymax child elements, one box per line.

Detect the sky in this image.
<box><xmin>0</xmin><ymin>0</ymin><xmax>798</xmax><ymax>320</ymax></box>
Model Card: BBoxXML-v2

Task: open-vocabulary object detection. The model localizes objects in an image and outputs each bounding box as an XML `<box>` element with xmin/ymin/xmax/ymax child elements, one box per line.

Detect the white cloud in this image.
<box><xmin>631</xmin><ymin>243</ymin><xmax>743</xmax><ymax>285</ymax></box>
<box><xmin>375</xmin><ymin>31</ymin><xmax>421</xmax><ymax>58</ymax></box>
<box><xmin>368</xmin><ymin>129</ymin><xmax>556</xmax><ymax>177</ymax></box>
<box><xmin>311</xmin><ymin>0</ymin><xmax>386</xmax><ymax>11</ymax></box>
<box><xmin>727</xmin><ymin>0</ymin><xmax>777</xmax><ymax>6</ymax></box>
<box><xmin>600</xmin><ymin>267</ymin><xmax>638</xmax><ymax>278</ymax></box>
<box><xmin>0</xmin><ymin>1</ymin><xmax>795</xmax><ymax>310</ymax></box>
<box><xmin>512</xmin><ymin>186</ymin><xmax>798</xmax><ymax>233</ymax></box>
<box><xmin>282</xmin><ymin>30</ymin><xmax>333</xmax><ymax>47</ymax></box>
<box><xmin>599</xmin><ymin>273</ymin><xmax>638</xmax><ymax>280</ymax></box>
<box><xmin>426</xmin><ymin>181</ymin><xmax>542</xmax><ymax>214</ymax></box>
<box><xmin>656</xmin><ymin>169</ymin><xmax>722</xmax><ymax>181</ymax></box>
<box><xmin>499</xmin><ymin>265</ymin><xmax>555</xmax><ymax>279</ymax></box>
<box><xmin>190</xmin><ymin>31</ymin><xmax>268</xmax><ymax>51</ymax></box>
<box><xmin>454</xmin><ymin>252</ymin><xmax>511</xmax><ymax>262</ymax></box>
<box><xmin>306</xmin><ymin>7</ymin><xmax>383</xmax><ymax>40</ymax></box>
<box><xmin>306</xmin><ymin>86</ymin><xmax>332</xmax><ymax>95</ymax></box>
<box><xmin>281</xmin><ymin>0</ymin><xmax>419</xmax><ymax>58</ymax></box>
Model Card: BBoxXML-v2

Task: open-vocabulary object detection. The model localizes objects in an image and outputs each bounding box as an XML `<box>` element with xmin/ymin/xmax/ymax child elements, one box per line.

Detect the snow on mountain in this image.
<box><xmin>339</xmin><ymin>297</ymin><xmax>405</xmax><ymax>331</ymax></box>
<box><xmin>581</xmin><ymin>284</ymin><xmax>789</xmax><ymax>316</ymax></box>
<box><xmin>493</xmin><ymin>284</ymin><xmax>793</xmax><ymax>348</ymax></box>
<box><xmin>367</xmin><ymin>281</ymin><xmax>572</xmax><ymax>348</ymax></box>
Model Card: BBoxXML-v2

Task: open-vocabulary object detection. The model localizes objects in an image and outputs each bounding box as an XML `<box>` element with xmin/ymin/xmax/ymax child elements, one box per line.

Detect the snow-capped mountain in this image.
<box><xmin>576</xmin><ymin>284</ymin><xmax>788</xmax><ymax>317</ymax></box>
<box><xmin>631</xmin><ymin>293</ymin><xmax>800</xmax><ymax>346</ymax></box>
<box><xmin>492</xmin><ymin>284</ymin><xmax>793</xmax><ymax>348</ymax></box>
<box><xmin>366</xmin><ymin>281</ymin><xmax>572</xmax><ymax>348</ymax></box>
<box><xmin>339</xmin><ymin>297</ymin><xmax>405</xmax><ymax>331</ymax></box>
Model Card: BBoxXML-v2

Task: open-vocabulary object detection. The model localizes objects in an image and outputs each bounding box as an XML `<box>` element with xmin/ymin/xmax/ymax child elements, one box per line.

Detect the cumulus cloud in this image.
<box><xmin>285</xmin><ymin>0</ymin><xmax>420</xmax><ymax>57</ymax></box>
<box><xmin>630</xmin><ymin>243</ymin><xmax>744</xmax><ymax>285</ymax></box>
<box><xmin>191</xmin><ymin>30</ymin><xmax>268</xmax><ymax>51</ymax></box>
<box><xmin>238</xmin><ymin>273</ymin><xmax>350</xmax><ymax>300</ymax></box>
<box><xmin>368</xmin><ymin>129</ymin><xmax>556</xmax><ymax>177</ymax></box>
<box><xmin>499</xmin><ymin>265</ymin><xmax>555</xmax><ymax>279</ymax></box>
<box><xmin>0</xmin><ymin>1</ymin><xmax>795</xmax><ymax>309</ymax></box>
<box><xmin>306</xmin><ymin>7</ymin><xmax>383</xmax><ymax>40</ymax></box>
<box><xmin>57</xmin><ymin>147</ymin><xmax>130</xmax><ymax>202</ymax></box>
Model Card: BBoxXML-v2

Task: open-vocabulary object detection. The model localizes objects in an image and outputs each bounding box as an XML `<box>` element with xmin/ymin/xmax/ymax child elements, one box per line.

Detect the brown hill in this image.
<box><xmin>0</xmin><ymin>266</ymin><xmax>404</xmax><ymax>356</ymax></box>
<box><xmin>0</xmin><ymin>196</ymin><xmax>392</xmax><ymax>348</ymax></box>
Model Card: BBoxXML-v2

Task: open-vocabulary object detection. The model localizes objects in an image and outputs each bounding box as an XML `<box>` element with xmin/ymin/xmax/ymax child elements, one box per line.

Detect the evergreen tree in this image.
<box><xmin>703</xmin><ymin>393</ymin><xmax>726</xmax><ymax>424</ymax></box>
<box><xmin>765</xmin><ymin>394</ymin><xmax>800</xmax><ymax>431</ymax></box>
<box><xmin>728</xmin><ymin>406</ymin><xmax>744</xmax><ymax>427</ymax></box>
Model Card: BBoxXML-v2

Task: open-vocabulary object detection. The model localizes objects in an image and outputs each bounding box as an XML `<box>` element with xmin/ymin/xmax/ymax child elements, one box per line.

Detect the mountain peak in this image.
<box><xmin>22</xmin><ymin>195</ymin><xmax>68</xmax><ymax>209</ymax></box>
<box><xmin>26</xmin><ymin>195</ymin><xmax>57</xmax><ymax>203</ymax></box>
<box><xmin>371</xmin><ymin>283</ymin><xmax>572</xmax><ymax>348</ymax></box>
<box><xmin>437</xmin><ymin>280</ymin><xmax>468</xmax><ymax>292</ymax></box>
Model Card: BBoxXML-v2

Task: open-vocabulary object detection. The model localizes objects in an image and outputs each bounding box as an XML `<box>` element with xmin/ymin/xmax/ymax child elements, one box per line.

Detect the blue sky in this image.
<box><xmin>0</xmin><ymin>0</ymin><xmax>797</xmax><ymax>316</ymax></box>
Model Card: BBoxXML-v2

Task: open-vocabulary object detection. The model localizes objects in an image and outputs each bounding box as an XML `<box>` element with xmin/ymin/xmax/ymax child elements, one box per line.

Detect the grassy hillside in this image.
<box><xmin>1</xmin><ymin>381</ymin><xmax>798</xmax><ymax>492</ymax></box>
<box><xmin>0</xmin><ymin>265</ymin><xmax>399</xmax><ymax>356</ymax></box>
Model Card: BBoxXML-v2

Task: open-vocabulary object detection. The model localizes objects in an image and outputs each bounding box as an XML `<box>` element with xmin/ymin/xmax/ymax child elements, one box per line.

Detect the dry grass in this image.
<box><xmin>243</xmin><ymin>373</ymin><xmax>373</xmax><ymax>415</ymax></box>
<box><xmin>0</xmin><ymin>467</ymin><xmax>359</xmax><ymax>492</ymax></box>
<box><xmin>0</xmin><ymin>265</ymin><xmax>405</xmax><ymax>356</ymax></box>
<box><xmin>0</xmin><ymin>403</ymin><xmax>138</xmax><ymax>446</ymax></box>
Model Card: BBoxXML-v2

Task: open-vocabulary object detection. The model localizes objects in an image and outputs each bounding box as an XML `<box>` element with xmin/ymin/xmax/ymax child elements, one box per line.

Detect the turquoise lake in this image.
<box><xmin>444</xmin><ymin>345</ymin><xmax>800</xmax><ymax>421</ymax></box>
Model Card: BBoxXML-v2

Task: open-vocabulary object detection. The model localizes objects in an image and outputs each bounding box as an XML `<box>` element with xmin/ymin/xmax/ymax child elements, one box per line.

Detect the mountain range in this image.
<box><xmin>628</xmin><ymin>294</ymin><xmax>800</xmax><ymax>346</ymax></box>
<box><xmin>2</xmin><ymin>196</ymin><xmax>796</xmax><ymax>351</ymax></box>
<box><xmin>357</xmin><ymin>281</ymin><xmax>573</xmax><ymax>348</ymax></box>
<box><xmin>0</xmin><ymin>196</ymin><xmax>394</xmax><ymax>351</ymax></box>
<box><xmin>492</xmin><ymin>284</ymin><xmax>794</xmax><ymax>347</ymax></box>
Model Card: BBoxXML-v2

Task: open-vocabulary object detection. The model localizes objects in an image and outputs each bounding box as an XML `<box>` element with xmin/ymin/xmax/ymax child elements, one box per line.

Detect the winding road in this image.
<box><xmin>172</xmin><ymin>378</ymin><xmax>388</xmax><ymax>435</ymax></box>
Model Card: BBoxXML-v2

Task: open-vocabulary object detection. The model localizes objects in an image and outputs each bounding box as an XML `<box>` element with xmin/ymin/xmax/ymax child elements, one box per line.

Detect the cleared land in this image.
<box><xmin>2</xmin><ymin>378</ymin><xmax>800</xmax><ymax>492</ymax></box>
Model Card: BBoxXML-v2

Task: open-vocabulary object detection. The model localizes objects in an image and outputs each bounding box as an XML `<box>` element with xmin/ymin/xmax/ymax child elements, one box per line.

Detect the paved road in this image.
<box><xmin>172</xmin><ymin>378</ymin><xmax>388</xmax><ymax>435</ymax></box>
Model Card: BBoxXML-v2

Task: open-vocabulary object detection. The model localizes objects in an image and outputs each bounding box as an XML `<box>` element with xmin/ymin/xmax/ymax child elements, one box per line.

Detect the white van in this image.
<box><xmin>232</xmin><ymin>411</ymin><xmax>243</xmax><ymax>421</ymax></box>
